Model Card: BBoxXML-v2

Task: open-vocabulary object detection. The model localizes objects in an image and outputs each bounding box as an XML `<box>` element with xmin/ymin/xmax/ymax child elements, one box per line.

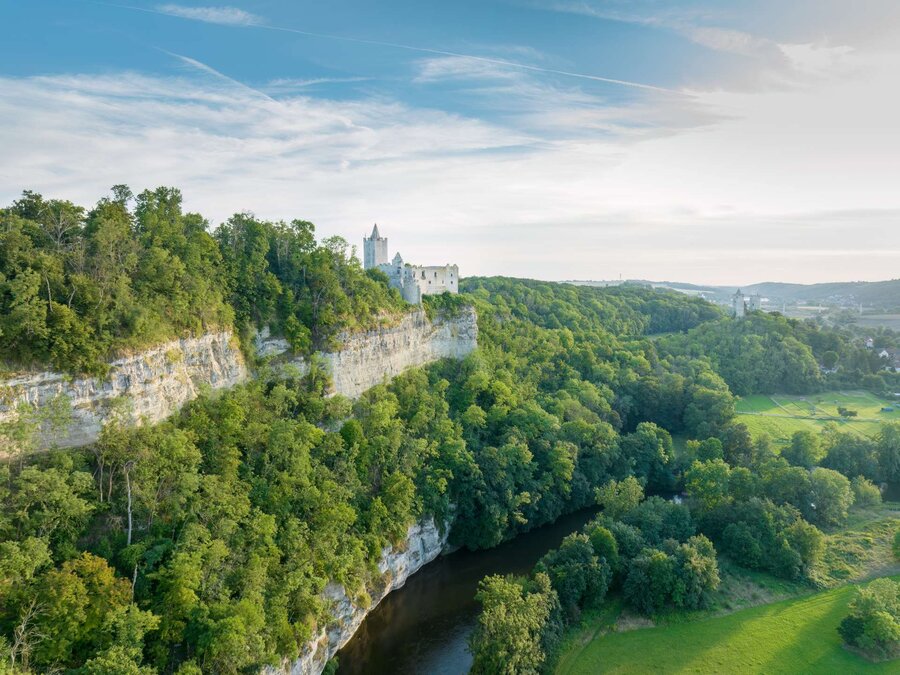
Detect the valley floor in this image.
<box><xmin>556</xmin><ymin>579</ymin><xmax>898</xmax><ymax>674</ymax></box>
<box><xmin>555</xmin><ymin>503</ymin><xmax>900</xmax><ymax>675</ymax></box>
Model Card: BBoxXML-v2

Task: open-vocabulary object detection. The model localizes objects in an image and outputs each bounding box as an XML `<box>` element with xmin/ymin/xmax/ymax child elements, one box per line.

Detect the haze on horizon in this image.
<box><xmin>1</xmin><ymin>0</ymin><xmax>899</xmax><ymax>285</ymax></box>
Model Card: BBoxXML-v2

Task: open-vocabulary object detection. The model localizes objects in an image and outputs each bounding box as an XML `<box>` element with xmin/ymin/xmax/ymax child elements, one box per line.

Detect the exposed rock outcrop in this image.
<box><xmin>1</xmin><ymin>307</ymin><xmax>478</xmax><ymax>450</ymax></box>
<box><xmin>257</xmin><ymin>307</ymin><xmax>478</xmax><ymax>399</ymax></box>
<box><xmin>0</xmin><ymin>332</ymin><xmax>247</xmax><ymax>448</ymax></box>
<box><xmin>268</xmin><ymin>518</ymin><xmax>448</xmax><ymax>675</ymax></box>
<box><xmin>0</xmin><ymin>310</ymin><xmax>477</xmax><ymax>672</ymax></box>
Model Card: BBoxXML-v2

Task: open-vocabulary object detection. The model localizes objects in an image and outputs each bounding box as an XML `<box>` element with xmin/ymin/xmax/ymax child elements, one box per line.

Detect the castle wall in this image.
<box><xmin>409</xmin><ymin>264</ymin><xmax>458</xmax><ymax>296</ymax></box>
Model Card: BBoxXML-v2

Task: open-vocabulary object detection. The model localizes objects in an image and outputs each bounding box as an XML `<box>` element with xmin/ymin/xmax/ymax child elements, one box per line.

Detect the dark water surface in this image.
<box><xmin>336</xmin><ymin>507</ymin><xmax>599</xmax><ymax>675</ymax></box>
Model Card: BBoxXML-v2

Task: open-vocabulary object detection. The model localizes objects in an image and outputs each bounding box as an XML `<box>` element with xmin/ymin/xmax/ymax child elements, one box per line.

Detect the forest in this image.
<box><xmin>1</xmin><ymin>188</ymin><xmax>898</xmax><ymax>673</ymax></box>
<box><xmin>0</xmin><ymin>188</ymin><xmax>406</xmax><ymax>376</ymax></box>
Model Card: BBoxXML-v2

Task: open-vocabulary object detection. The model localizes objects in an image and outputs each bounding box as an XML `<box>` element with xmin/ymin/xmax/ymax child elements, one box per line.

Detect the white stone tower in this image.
<box><xmin>732</xmin><ymin>289</ymin><xmax>746</xmax><ymax>318</ymax></box>
<box><xmin>363</xmin><ymin>224</ymin><xmax>388</xmax><ymax>270</ymax></box>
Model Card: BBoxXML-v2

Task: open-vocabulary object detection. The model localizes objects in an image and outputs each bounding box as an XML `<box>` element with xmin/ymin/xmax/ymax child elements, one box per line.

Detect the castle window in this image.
<box><xmin>434</xmin><ymin>272</ymin><xmax>437</xmax><ymax>278</ymax></box>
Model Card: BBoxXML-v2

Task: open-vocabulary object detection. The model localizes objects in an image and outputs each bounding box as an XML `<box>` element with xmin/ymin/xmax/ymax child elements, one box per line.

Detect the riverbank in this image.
<box><xmin>336</xmin><ymin>507</ymin><xmax>600</xmax><ymax>674</ymax></box>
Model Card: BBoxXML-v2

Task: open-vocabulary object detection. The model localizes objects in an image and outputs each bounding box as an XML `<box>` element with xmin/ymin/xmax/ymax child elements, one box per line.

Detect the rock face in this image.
<box><xmin>258</xmin><ymin>307</ymin><xmax>479</xmax><ymax>399</ymax></box>
<box><xmin>267</xmin><ymin>518</ymin><xmax>448</xmax><ymax>675</ymax></box>
<box><xmin>0</xmin><ymin>332</ymin><xmax>248</xmax><ymax>448</ymax></box>
<box><xmin>1</xmin><ymin>307</ymin><xmax>478</xmax><ymax>449</ymax></box>
<box><xmin>0</xmin><ymin>309</ymin><xmax>477</xmax><ymax>670</ymax></box>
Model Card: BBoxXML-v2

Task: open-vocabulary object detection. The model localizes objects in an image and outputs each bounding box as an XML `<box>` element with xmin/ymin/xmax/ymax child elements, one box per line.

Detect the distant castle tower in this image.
<box><xmin>732</xmin><ymin>289</ymin><xmax>746</xmax><ymax>318</ymax></box>
<box><xmin>363</xmin><ymin>224</ymin><xmax>388</xmax><ymax>270</ymax></box>
<box><xmin>732</xmin><ymin>290</ymin><xmax>762</xmax><ymax>318</ymax></box>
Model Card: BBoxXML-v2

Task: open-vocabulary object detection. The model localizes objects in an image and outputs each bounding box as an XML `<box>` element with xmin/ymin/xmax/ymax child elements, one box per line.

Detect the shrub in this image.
<box><xmin>535</xmin><ymin>533</ymin><xmax>611</xmax><ymax>621</ymax></box>
<box><xmin>469</xmin><ymin>573</ymin><xmax>562</xmax><ymax>675</ymax></box>
<box><xmin>622</xmin><ymin>537</ymin><xmax>719</xmax><ymax>614</ymax></box>
<box><xmin>838</xmin><ymin>578</ymin><xmax>900</xmax><ymax>659</ymax></box>
<box><xmin>851</xmin><ymin>476</ymin><xmax>882</xmax><ymax>507</ymax></box>
<box><xmin>585</xmin><ymin>523</ymin><xmax>620</xmax><ymax>572</ymax></box>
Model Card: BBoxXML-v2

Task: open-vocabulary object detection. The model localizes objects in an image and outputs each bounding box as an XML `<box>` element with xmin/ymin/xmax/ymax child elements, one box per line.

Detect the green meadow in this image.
<box><xmin>734</xmin><ymin>391</ymin><xmax>896</xmax><ymax>443</ymax></box>
<box><xmin>555</xmin><ymin>505</ymin><xmax>900</xmax><ymax>675</ymax></box>
<box><xmin>556</xmin><ymin>580</ymin><xmax>898</xmax><ymax>675</ymax></box>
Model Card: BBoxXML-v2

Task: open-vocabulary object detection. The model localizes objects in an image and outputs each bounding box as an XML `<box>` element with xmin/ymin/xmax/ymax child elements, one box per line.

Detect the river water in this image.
<box><xmin>336</xmin><ymin>507</ymin><xmax>599</xmax><ymax>675</ymax></box>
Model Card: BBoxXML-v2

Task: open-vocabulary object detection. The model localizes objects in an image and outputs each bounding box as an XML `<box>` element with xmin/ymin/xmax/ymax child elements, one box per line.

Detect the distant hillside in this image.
<box><xmin>566</xmin><ymin>278</ymin><xmax>900</xmax><ymax>309</ymax></box>
<box><xmin>738</xmin><ymin>279</ymin><xmax>900</xmax><ymax>307</ymax></box>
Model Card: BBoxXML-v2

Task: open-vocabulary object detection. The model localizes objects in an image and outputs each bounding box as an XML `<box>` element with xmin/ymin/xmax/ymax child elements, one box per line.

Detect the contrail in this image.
<box><xmin>160</xmin><ymin>49</ymin><xmax>278</xmax><ymax>102</ymax></box>
<box><xmin>100</xmin><ymin>1</ymin><xmax>683</xmax><ymax>95</ymax></box>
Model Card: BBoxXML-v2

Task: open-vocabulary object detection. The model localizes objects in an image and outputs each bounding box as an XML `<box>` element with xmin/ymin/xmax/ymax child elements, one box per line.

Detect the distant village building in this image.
<box><xmin>878</xmin><ymin>348</ymin><xmax>900</xmax><ymax>373</ymax></box>
<box><xmin>363</xmin><ymin>225</ymin><xmax>459</xmax><ymax>304</ymax></box>
<box><xmin>731</xmin><ymin>290</ymin><xmax>762</xmax><ymax>318</ymax></box>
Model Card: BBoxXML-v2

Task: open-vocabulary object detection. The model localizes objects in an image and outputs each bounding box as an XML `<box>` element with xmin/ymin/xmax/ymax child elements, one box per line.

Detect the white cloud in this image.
<box><xmin>155</xmin><ymin>4</ymin><xmax>262</xmax><ymax>26</ymax></box>
<box><xmin>1</xmin><ymin>41</ymin><xmax>899</xmax><ymax>285</ymax></box>
<box><xmin>415</xmin><ymin>56</ymin><xmax>523</xmax><ymax>83</ymax></box>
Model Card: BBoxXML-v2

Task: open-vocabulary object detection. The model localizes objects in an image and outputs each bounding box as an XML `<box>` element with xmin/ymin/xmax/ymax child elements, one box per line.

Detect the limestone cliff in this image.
<box><xmin>0</xmin><ymin>332</ymin><xmax>248</xmax><ymax>448</ymax></box>
<box><xmin>0</xmin><ymin>309</ymin><xmax>477</xmax><ymax>672</ymax></box>
<box><xmin>267</xmin><ymin>518</ymin><xmax>448</xmax><ymax>675</ymax></box>
<box><xmin>257</xmin><ymin>307</ymin><xmax>478</xmax><ymax>399</ymax></box>
<box><xmin>1</xmin><ymin>307</ymin><xmax>477</xmax><ymax>449</ymax></box>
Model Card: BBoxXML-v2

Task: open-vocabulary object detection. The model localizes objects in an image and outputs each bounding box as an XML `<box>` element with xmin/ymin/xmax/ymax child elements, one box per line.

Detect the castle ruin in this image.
<box><xmin>731</xmin><ymin>289</ymin><xmax>762</xmax><ymax>318</ymax></box>
<box><xmin>363</xmin><ymin>225</ymin><xmax>459</xmax><ymax>304</ymax></box>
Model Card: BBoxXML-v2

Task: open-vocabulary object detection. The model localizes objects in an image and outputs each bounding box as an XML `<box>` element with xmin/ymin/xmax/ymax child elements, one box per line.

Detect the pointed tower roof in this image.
<box><xmin>370</xmin><ymin>223</ymin><xmax>381</xmax><ymax>240</ymax></box>
<box><xmin>392</xmin><ymin>252</ymin><xmax>403</xmax><ymax>265</ymax></box>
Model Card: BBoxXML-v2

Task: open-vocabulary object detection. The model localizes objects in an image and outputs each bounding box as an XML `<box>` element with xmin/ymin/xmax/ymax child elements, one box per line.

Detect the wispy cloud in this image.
<box><xmin>154</xmin><ymin>4</ymin><xmax>262</xmax><ymax>26</ymax></box>
<box><xmin>263</xmin><ymin>77</ymin><xmax>373</xmax><ymax>95</ymax></box>
<box><xmin>111</xmin><ymin>2</ymin><xmax>680</xmax><ymax>95</ymax></box>
<box><xmin>527</xmin><ymin>1</ymin><xmax>847</xmax><ymax>90</ymax></box>
<box><xmin>414</xmin><ymin>56</ymin><xmax>523</xmax><ymax>83</ymax></box>
<box><xmin>539</xmin><ymin>1</ymin><xmax>778</xmax><ymax>57</ymax></box>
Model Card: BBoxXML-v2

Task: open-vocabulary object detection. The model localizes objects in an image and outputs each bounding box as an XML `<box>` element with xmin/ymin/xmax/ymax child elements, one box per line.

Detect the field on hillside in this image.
<box><xmin>855</xmin><ymin>314</ymin><xmax>900</xmax><ymax>331</ymax></box>
<box><xmin>556</xmin><ymin>579</ymin><xmax>898</xmax><ymax>675</ymax></box>
<box><xmin>734</xmin><ymin>391</ymin><xmax>896</xmax><ymax>443</ymax></box>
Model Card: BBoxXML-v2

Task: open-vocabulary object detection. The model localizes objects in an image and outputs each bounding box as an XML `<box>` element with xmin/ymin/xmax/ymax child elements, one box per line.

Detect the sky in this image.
<box><xmin>1</xmin><ymin>1</ymin><xmax>899</xmax><ymax>284</ymax></box>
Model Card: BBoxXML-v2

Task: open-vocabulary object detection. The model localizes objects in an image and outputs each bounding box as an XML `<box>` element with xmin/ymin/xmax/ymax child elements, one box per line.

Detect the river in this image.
<box><xmin>336</xmin><ymin>507</ymin><xmax>599</xmax><ymax>675</ymax></box>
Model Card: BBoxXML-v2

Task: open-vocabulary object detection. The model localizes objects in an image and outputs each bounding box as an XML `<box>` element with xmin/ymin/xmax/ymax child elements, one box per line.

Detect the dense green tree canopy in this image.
<box><xmin>3</xmin><ymin>188</ymin><xmax>897</xmax><ymax>674</ymax></box>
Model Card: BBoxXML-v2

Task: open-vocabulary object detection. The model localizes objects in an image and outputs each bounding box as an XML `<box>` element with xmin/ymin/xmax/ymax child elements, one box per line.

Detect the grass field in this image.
<box><xmin>812</xmin><ymin>504</ymin><xmax>900</xmax><ymax>587</ymax></box>
<box><xmin>734</xmin><ymin>390</ymin><xmax>896</xmax><ymax>443</ymax></box>
<box><xmin>556</xmin><ymin>579</ymin><xmax>899</xmax><ymax>674</ymax></box>
<box><xmin>555</xmin><ymin>504</ymin><xmax>900</xmax><ymax>674</ymax></box>
<box><xmin>855</xmin><ymin>314</ymin><xmax>900</xmax><ymax>331</ymax></box>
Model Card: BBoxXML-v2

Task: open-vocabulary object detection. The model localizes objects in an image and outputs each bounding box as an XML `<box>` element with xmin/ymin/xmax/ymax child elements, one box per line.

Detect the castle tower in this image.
<box><xmin>363</xmin><ymin>224</ymin><xmax>388</xmax><ymax>270</ymax></box>
<box><xmin>732</xmin><ymin>289</ymin><xmax>746</xmax><ymax>318</ymax></box>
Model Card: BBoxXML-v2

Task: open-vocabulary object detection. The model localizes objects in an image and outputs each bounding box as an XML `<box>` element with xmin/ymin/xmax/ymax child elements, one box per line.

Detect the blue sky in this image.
<box><xmin>2</xmin><ymin>1</ymin><xmax>899</xmax><ymax>283</ymax></box>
